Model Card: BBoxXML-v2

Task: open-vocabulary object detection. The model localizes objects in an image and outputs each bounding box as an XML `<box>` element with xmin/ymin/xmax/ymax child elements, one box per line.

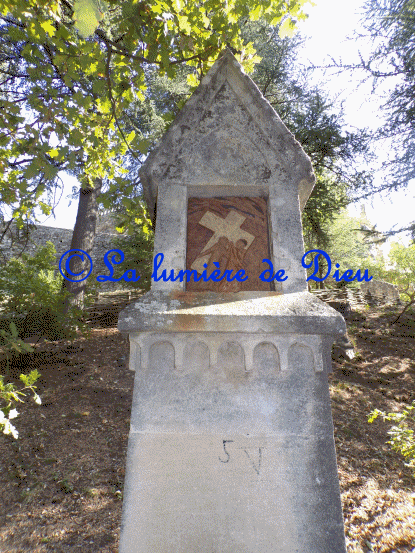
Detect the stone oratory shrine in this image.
<box><xmin>118</xmin><ymin>49</ymin><xmax>347</xmax><ymax>553</ymax></box>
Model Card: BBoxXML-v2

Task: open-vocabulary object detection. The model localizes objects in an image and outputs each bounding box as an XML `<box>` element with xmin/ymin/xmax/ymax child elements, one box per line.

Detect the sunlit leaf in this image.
<box><xmin>278</xmin><ymin>18</ymin><xmax>296</xmax><ymax>39</ymax></box>
<box><xmin>73</xmin><ymin>0</ymin><xmax>107</xmax><ymax>38</ymax></box>
<box><xmin>40</xmin><ymin>20</ymin><xmax>56</xmax><ymax>37</ymax></box>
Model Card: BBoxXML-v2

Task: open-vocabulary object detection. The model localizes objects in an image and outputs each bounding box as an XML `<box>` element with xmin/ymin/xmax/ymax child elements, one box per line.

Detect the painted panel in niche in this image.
<box><xmin>186</xmin><ymin>197</ymin><xmax>271</xmax><ymax>292</ymax></box>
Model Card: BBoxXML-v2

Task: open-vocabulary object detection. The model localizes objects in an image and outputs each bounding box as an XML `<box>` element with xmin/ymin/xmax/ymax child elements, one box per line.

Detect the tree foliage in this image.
<box><xmin>386</xmin><ymin>241</ymin><xmax>415</xmax><ymax>320</ymax></box>
<box><xmin>340</xmin><ymin>0</ymin><xmax>415</xmax><ymax>234</ymax></box>
<box><xmin>301</xmin><ymin>208</ymin><xmax>381</xmax><ymax>288</ymax></box>
<box><xmin>241</xmin><ymin>21</ymin><xmax>375</xmax><ymax>248</ymax></box>
<box><xmin>122</xmin><ymin>21</ymin><xmax>376</xmax><ymax>248</ymax></box>
<box><xmin>110</xmin><ymin>211</ymin><xmax>154</xmax><ymax>291</ymax></box>
<box><xmin>362</xmin><ymin>0</ymin><xmax>415</xmax><ymax>173</ymax></box>
<box><xmin>0</xmin><ymin>322</ymin><xmax>33</xmax><ymax>371</ymax></box>
<box><xmin>324</xmin><ymin>209</ymin><xmax>378</xmax><ymax>276</ymax></box>
<box><xmin>0</xmin><ymin>0</ymin><xmax>312</xmax><ymax>227</ymax></box>
<box><xmin>104</xmin><ymin>21</ymin><xmax>377</xmax><ymax>278</ymax></box>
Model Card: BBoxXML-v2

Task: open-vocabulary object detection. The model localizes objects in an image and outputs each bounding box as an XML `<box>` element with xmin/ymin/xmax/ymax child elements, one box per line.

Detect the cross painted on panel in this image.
<box><xmin>191</xmin><ymin>210</ymin><xmax>255</xmax><ymax>274</ymax></box>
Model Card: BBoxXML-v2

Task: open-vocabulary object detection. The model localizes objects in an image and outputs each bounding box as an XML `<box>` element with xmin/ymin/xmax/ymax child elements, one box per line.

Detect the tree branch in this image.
<box><xmin>104</xmin><ymin>41</ymin><xmax>139</xmax><ymax>160</ymax></box>
<box><xmin>42</xmin><ymin>43</ymin><xmax>75</xmax><ymax>94</ymax></box>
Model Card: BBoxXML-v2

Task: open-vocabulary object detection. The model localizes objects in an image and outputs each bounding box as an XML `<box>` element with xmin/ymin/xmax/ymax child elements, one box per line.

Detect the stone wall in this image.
<box><xmin>361</xmin><ymin>279</ymin><xmax>401</xmax><ymax>305</ymax></box>
<box><xmin>312</xmin><ymin>284</ymin><xmax>401</xmax><ymax>309</ymax></box>
<box><xmin>0</xmin><ymin>215</ymin><xmax>128</xmax><ymax>291</ymax></box>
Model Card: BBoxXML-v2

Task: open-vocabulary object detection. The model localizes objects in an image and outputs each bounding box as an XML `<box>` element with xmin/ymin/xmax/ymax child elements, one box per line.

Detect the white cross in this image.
<box><xmin>191</xmin><ymin>210</ymin><xmax>255</xmax><ymax>273</ymax></box>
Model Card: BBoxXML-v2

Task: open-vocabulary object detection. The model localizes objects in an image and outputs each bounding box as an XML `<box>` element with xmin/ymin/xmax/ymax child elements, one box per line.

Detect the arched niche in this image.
<box><xmin>183</xmin><ymin>341</ymin><xmax>210</xmax><ymax>372</ymax></box>
<box><xmin>253</xmin><ymin>342</ymin><xmax>280</xmax><ymax>378</ymax></box>
<box><xmin>149</xmin><ymin>340</ymin><xmax>175</xmax><ymax>372</ymax></box>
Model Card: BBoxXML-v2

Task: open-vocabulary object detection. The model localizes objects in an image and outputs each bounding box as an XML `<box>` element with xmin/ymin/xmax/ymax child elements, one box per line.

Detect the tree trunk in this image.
<box><xmin>318</xmin><ymin>262</ymin><xmax>325</xmax><ymax>289</ymax></box>
<box><xmin>62</xmin><ymin>178</ymin><xmax>103</xmax><ymax>311</ymax></box>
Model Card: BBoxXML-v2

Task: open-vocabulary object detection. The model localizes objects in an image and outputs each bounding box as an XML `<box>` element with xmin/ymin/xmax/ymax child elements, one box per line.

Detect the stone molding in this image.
<box><xmin>129</xmin><ymin>331</ymin><xmax>328</xmax><ymax>374</ymax></box>
<box><xmin>118</xmin><ymin>290</ymin><xmax>346</xmax><ymax>336</ymax></box>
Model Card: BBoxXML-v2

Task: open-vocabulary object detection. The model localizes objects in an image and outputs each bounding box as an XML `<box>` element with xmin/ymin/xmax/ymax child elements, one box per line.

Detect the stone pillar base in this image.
<box><xmin>118</xmin><ymin>291</ymin><xmax>347</xmax><ymax>553</ymax></box>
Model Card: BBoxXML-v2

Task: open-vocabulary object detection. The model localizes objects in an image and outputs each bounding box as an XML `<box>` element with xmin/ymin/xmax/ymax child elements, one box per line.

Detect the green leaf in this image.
<box><xmin>278</xmin><ymin>18</ymin><xmax>296</xmax><ymax>39</ymax></box>
<box><xmin>92</xmin><ymin>78</ymin><xmax>106</xmax><ymax>95</ymax></box>
<box><xmin>126</xmin><ymin>130</ymin><xmax>136</xmax><ymax>143</ymax></box>
<box><xmin>40</xmin><ymin>20</ymin><xmax>56</xmax><ymax>37</ymax></box>
<box><xmin>138</xmin><ymin>139</ymin><xmax>149</xmax><ymax>154</ymax></box>
<box><xmin>39</xmin><ymin>202</ymin><xmax>52</xmax><ymax>216</ymax></box>
<box><xmin>24</xmin><ymin>161</ymin><xmax>41</xmax><ymax>180</ymax></box>
<box><xmin>250</xmin><ymin>5</ymin><xmax>263</xmax><ymax>20</ymax></box>
<box><xmin>9</xmin><ymin>322</ymin><xmax>18</xmax><ymax>338</ymax></box>
<box><xmin>177</xmin><ymin>15</ymin><xmax>191</xmax><ymax>34</ymax></box>
<box><xmin>42</xmin><ymin>164</ymin><xmax>58</xmax><ymax>180</ymax></box>
<box><xmin>368</xmin><ymin>410</ymin><xmax>381</xmax><ymax>423</ymax></box>
<box><xmin>187</xmin><ymin>73</ymin><xmax>199</xmax><ymax>87</ymax></box>
<box><xmin>101</xmin><ymin>196</ymin><xmax>112</xmax><ymax>209</ymax></box>
<box><xmin>96</xmin><ymin>97</ymin><xmax>111</xmax><ymax>114</ymax></box>
<box><xmin>69</xmin><ymin>128</ymin><xmax>84</xmax><ymax>146</ymax></box>
<box><xmin>73</xmin><ymin>0</ymin><xmax>107</xmax><ymax>38</ymax></box>
<box><xmin>28</xmin><ymin>370</ymin><xmax>40</xmax><ymax>384</ymax></box>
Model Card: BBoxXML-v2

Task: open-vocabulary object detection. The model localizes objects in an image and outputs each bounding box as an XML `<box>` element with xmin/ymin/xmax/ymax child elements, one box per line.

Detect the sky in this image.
<box><xmin>39</xmin><ymin>0</ymin><xmax>415</xmax><ymax>243</ymax></box>
<box><xmin>296</xmin><ymin>0</ymin><xmax>415</xmax><ymax>243</ymax></box>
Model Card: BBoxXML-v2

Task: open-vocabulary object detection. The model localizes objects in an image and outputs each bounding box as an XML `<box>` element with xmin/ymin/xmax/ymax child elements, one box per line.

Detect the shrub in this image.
<box><xmin>0</xmin><ymin>242</ymin><xmax>84</xmax><ymax>340</ymax></box>
<box><xmin>0</xmin><ymin>321</ymin><xmax>34</xmax><ymax>372</ymax></box>
<box><xmin>0</xmin><ymin>369</ymin><xmax>41</xmax><ymax>439</ymax></box>
<box><xmin>110</xmin><ymin>220</ymin><xmax>154</xmax><ymax>291</ymax></box>
<box><xmin>369</xmin><ymin>403</ymin><xmax>415</xmax><ymax>475</ymax></box>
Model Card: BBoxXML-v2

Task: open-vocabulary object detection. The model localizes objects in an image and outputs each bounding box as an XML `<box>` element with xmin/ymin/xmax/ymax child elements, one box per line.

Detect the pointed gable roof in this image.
<box><xmin>140</xmin><ymin>49</ymin><xmax>315</xmax><ymax>215</ymax></box>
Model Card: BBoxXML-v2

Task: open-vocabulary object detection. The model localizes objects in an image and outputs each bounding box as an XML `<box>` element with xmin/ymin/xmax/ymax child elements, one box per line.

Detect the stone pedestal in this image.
<box><xmin>118</xmin><ymin>291</ymin><xmax>347</xmax><ymax>553</ymax></box>
<box><xmin>118</xmin><ymin>47</ymin><xmax>347</xmax><ymax>552</ymax></box>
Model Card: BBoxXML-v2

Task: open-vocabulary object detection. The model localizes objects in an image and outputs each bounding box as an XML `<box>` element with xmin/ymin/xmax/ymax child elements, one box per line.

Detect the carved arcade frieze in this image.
<box><xmin>128</xmin><ymin>332</ymin><xmax>326</xmax><ymax>376</ymax></box>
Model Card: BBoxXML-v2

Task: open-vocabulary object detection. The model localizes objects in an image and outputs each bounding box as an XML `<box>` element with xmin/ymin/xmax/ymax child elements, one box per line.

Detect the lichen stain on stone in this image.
<box><xmin>172</xmin><ymin>313</ymin><xmax>206</xmax><ymax>332</ymax></box>
<box><xmin>170</xmin><ymin>290</ymin><xmax>202</xmax><ymax>304</ymax></box>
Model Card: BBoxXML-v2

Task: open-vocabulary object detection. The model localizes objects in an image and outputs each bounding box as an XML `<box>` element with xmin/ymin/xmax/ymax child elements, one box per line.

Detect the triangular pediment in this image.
<box><xmin>140</xmin><ymin>49</ymin><xmax>315</xmax><ymax>214</ymax></box>
<box><xmin>167</xmin><ymin>79</ymin><xmax>274</xmax><ymax>184</ymax></box>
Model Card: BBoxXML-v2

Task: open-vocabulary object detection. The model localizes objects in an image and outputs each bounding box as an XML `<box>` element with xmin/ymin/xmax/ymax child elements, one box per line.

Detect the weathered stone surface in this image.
<box><xmin>332</xmin><ymin>333</ymin><xmax>355</xmax><ymax>361</ymax></box>
<box><xmin>119</xmin><ymin>290</ymin><xmax>346</xmax><ymax>338</ymax></box>
<box><xmin>139</xmin><ymin>49</ymin><xmax>315</xmax><ymax>294</ymax></box>
<box><xmin>140</xmin><ymin>50</ymin><xmax>314</xmax><ymax>216</ymax></box>
<box><xmin>361</xmin><ymin>279</ymin><xmax>401</xmax><ymax>305</ymax></box>
<box><xmin>119</xmin><ymin>291</ymin><xmax>347</xmax><ymax>552</ymax></box>
<box><xmin>119</xmin><ymin>334</ymin><xmax>346</xmax><ymax>553</ymax></box>
<box><xmin>119</xmin><ymin>48</ymin><xmax>347</xmax><ymax>553</ymax></box>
